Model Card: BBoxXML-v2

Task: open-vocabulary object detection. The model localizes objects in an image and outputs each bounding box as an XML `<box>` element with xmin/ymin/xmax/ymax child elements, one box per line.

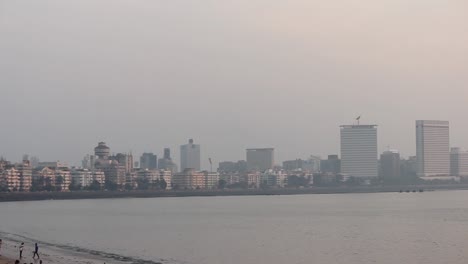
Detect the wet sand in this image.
<box><xmin>0</xmin><ymin>256</ymin><xmax>16</xmax><ymax>264</ymax></box>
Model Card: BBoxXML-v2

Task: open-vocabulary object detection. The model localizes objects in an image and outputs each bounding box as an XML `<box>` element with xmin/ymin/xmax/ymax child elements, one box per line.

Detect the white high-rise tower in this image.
<box><xmin>340</xmin><ymin>125</ymin><xmax>378</xmax><ymax>178</ymax></box>
<box><xmin>416</xmin><ymin>120</ymin><xmax>450</xmax><ymax>177</ymax></box>
<box><xmin>180</xmin><ymin>139</ymin><xmax>201</xmax><ymax>171</ymax></box>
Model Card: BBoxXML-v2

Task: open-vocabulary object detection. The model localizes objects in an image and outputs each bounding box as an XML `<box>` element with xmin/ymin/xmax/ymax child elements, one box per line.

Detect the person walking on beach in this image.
<box><xmin>19</xmin><ymin>242</ymin><xmax>24</xmax><ymax>258</ymax></box>
<box><xmin>33</xmin><ymin>243</ymin><xmax>40</xmax><ymax>259</ymax></box>
<box><xmin>0</xmin><ymin>239</ymin><xmax>2</xmax><ymax>255</ymax></box>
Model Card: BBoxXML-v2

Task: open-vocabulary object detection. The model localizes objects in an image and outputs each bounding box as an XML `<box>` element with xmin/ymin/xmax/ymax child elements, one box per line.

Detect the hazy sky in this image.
<box><xmin>1</xmin><ymin>0</ymin><xmax>467</xmax><ymax>169</ymax></box>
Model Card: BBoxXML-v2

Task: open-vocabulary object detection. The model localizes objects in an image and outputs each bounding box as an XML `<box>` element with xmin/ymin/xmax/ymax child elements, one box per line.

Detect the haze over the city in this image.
<box><xmin>1</xmin><ymin>0</ymin><xmax>468</xmax><ymax>169</ymax></box>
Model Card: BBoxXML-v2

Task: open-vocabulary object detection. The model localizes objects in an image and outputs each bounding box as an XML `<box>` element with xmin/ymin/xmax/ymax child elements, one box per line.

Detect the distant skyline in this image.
<box><xmin>1</xmin><ymin>0</ymin><xmax>468</xmax><ymax>169</ymax></box>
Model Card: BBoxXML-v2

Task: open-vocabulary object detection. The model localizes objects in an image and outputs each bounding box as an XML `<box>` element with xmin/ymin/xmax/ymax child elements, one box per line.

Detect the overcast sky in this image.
<box><xmin>1</xmin><ymin>0</ymin><xmax>467</xmax><ymax>169</ymax></box>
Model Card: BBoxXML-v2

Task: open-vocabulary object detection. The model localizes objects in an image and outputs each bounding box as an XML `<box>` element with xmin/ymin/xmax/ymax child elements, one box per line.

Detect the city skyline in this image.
<box><xmin>2</xmin><ymin>1</ymin><xmax>468</xmax><ymax>170</ymax></box>
<box><xmin>0</xmin><ymin>119</ymin><xmax>463</xmax><ymax>172</ymax></box>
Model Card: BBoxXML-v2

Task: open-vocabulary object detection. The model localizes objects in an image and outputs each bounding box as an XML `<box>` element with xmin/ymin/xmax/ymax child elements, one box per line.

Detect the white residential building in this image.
<box><xmin>0</xmin><ymin>167</ymin><xmax>20</xmax><ymax>191</ymax></box>
<box><xmin>159</xmin><ymin>170</ymin><xmax>172</xmax><ymax>190</ymax></box>
<box><xmin>71</xmin><ymin>169</ymin><xmax>105</xmax><ymax>187</ymax></box>
<box><xmin>203</xmin><ymin>171</ymin><xmax>219</xmax><ymax>189</ymax></box>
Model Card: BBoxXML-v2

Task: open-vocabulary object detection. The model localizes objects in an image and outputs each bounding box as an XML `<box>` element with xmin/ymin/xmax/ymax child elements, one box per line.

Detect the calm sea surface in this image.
<box><xmin>1</xmin><ymin>191</ymin><xmax>468</xmax><ymax>264</ymax></box>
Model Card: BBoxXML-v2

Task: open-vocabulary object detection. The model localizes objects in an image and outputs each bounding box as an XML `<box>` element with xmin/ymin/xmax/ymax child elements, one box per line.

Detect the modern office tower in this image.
<box><xmin>320</xmin><ymin>155</ymin><xmax>341</xmax><ymax>174</ymax></box>
<box><xmin>450</xmin><ymin>148</ymin><xmax>468</xmax><ymax>177</ymax></box>
<box><xmin>416</xmin><ymin>120</ymin><xmax>450</xmax><ymax>177</ymax></box>
<box><xmin>30</xmin><ymin>156</ymin><xmax>40</xmax><ymax>168</ymax></box>
<box><xmin>340</xmin><ymin>125</ymin><xmax>378</xmax><ymax>178</ymax></box>
<box><xmin>218</xmin><ymin>160</ymin><xmax>247</xmax><ymax>173</ymax></box>
<box><xmin>38</xmin><ymin>161</ymin><xmax>69</xmax><ymax>168</ymax></box>
<box><xmin>159</xmin><ymin>148</ymin><xmax>178</xmax><ymax>173</ymax></box>
<box><xmin>401</xmin><ymin>156</ymin><xmax>417</xmax><ymax>178</ymax></box>
<box><xmin>82</xmin><ymin>154</ymin><xmax>96</xmax><ymax>170</ymax></box>
<box><xmin>246</xmin><ymin>148</ymin><xmax>275</xmax><ymax>172</ymax></box>
<box><xmin>282</xmin><ymin>159</ymin><xmax>303</xmax><ymax>171</ymax></box>
<box><xmin>180</xmin><ymin>139</ymin><xmax>201</xmax><ymax>171</ymax></box>
<box><xmin>111</xmin><ymin>153</ymin><xmax>134</xmax><ymax>174</ymax></box>
<box><xmin>163</xmin><ymin>148</ymin><xmax>171</xmax><ymax>160</ymax></box>
<box><xmin>380</xmin><ymin>150</ymin><xmax>401</xmax><ymax>179</ymax></box>
<box><xmin>140</xmin><ymin>153</ymin><xmax>158</xmax><ymax>170</ymax></box>
<box><xmin>302</xmin><ymin>155</ymin><xmax>321</xmax><ymax>173</ymax></box>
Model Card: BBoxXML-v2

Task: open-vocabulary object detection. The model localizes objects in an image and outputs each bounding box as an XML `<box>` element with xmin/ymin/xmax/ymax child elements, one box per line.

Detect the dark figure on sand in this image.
<box><xmin>33</xmin><ymin>243</ymin><xmax>40</xmax><ymax>259</ymax></box>
<box><xmin>19</xmin><ymin>242</ymin><xmax>24</xmax><ymax>259</ymax></box>
<box><xmin>0</xmin><ymin>239</ymin><xmax>2</xmax><ymax>255</ymax></box>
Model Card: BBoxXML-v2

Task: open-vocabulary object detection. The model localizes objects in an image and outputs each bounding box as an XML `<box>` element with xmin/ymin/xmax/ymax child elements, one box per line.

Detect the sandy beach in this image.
<box><xmin>0</xmin><ymin>238</ymin><xmax>72</xmax><ymax>264</ymax></box>
<box><xmin>0</xmin><ymin>256</ymin><xmax>16</xmax><ymax>264</ymax></box>
<box><xmin>0</xmin><ymin>237</ymin><xmax>134</xmax><ymax>264</ymax></box>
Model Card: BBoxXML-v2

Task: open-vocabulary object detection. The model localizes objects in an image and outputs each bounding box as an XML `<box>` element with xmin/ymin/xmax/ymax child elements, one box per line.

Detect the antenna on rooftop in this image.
<box><xmin>356</xmin><ymin>115</ymin><xmax>361</xmax><ymax>125</ymax></box>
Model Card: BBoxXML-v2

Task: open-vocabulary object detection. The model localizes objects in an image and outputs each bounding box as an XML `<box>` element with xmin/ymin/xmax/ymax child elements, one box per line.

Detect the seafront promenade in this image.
<box><xmin>1</xmin><ymin>184</ymin><xmax>468</xmax><ymax>202</ymax></box>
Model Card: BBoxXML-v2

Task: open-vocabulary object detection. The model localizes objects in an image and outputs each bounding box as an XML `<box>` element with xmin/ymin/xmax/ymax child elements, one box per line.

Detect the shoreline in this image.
<box><xmin>0</xmin><ymin>236</ymin><xmax>154</xmax><ymax>264</ymax></box>
<box><xmin>1</xmin><ymin>184</ymin><xmax>468</xmax><ymax>202</ymax></box>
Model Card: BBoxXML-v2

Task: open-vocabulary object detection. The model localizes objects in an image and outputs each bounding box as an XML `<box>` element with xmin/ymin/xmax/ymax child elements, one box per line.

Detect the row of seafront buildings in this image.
<box><xmin>81</xmin><ymin>141</ymin><xmax>219</xmax><ymax>190</ymax></box>
<box><xmin>0</xmin><ymin>159</ymin><xmax>92</xmax><ymax>192</ymax></box>
<box><xmin>0</xmin><ymin>139</ymin><xmax>218</xmax><ymax>192</ymax></box>
<box><xmin>1</xmin><ymin>120</ymin><xmax>467</xmax><ymax>192</ymax></box>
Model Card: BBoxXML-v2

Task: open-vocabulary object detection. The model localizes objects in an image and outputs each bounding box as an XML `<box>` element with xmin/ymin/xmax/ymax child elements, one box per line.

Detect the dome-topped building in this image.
<box><xmin>95</xmin><ymin>142</ymin><xmax>110</xmax><ymax>160</ymax></box>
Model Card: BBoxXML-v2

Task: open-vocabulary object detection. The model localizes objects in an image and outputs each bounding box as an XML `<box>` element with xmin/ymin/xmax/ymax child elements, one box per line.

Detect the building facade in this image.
<box><xmin>246</xmin><ymin>148</ymin><xmax>274</xmax><ymax>172</ymax></box>
<box><xmin>32</xmin><ymin>166</ymin><xmax>71</xmax><ymax>191</ymax></box>
<box><xmin>140</xmin><ymin>153</ymin><xmax>158</xmax><ymax>170</ymax></box>
<box><xmin>158</xmin><ymin>148</ymin><xmax>178</xmax><ymax>173</ymax></box>
<box><xmin>0</xmin><ymin>166</ymin><xmax>20</xmax><ymax>191</ymax></box>
<box><xmin>71</xmin><ymin>169</ymin><xmax>105</xmax><ymax>188</ymax></box>
<box><xmin>203</xmin><ymin>171</ymin><xmax>220</xmax><ymax>189</ymax></box>
<box><xmin>180</xmin><ymin>139</ymin><xmax>201</xmax><ymax>171</ymax></box>
<box><xmin>218</xmin><ymin>160</ymin><xmax>247</xmax><ymax>173</ymax></box>
<box><xmin>172</xmin><ymin>168</ymin><xmax>205</xmax><ymax>189</ymax></box>
<box><xmin>282</xmin><ymin>159</ymin><xmax>304</xmax><ymax>172</ymax></box>
<box><xmin>320</xmin><ymin>155</ymin><xmax>341</xmax><ymax>174</ymax></box>
<box><xmin>450</xmin><ymin>148</ymin><xmax>468</xmax><ymax>177</ymax></box>
<box><xmin>416</xmin><ymin>120</ymin><xmax>450</xmax><ymax>177</ymax></box>
<box><xmin>16</xmin><ymin>160</ymin><xmax>32</xmax><ymax>191</ymax></box>
<box><xmin>159</xmin><ymin>170</ymin><xmax>172</xmax><ymax>190</ymax></box>
<box><xmin>340</xmin><ymin>125</ymin><xmax>378</xmax><ymax>178</ymax></box>
<box><xmin>380</xmin><ymin>150</ymin><xmax>401</xmax><ymax>179</ymax></box>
